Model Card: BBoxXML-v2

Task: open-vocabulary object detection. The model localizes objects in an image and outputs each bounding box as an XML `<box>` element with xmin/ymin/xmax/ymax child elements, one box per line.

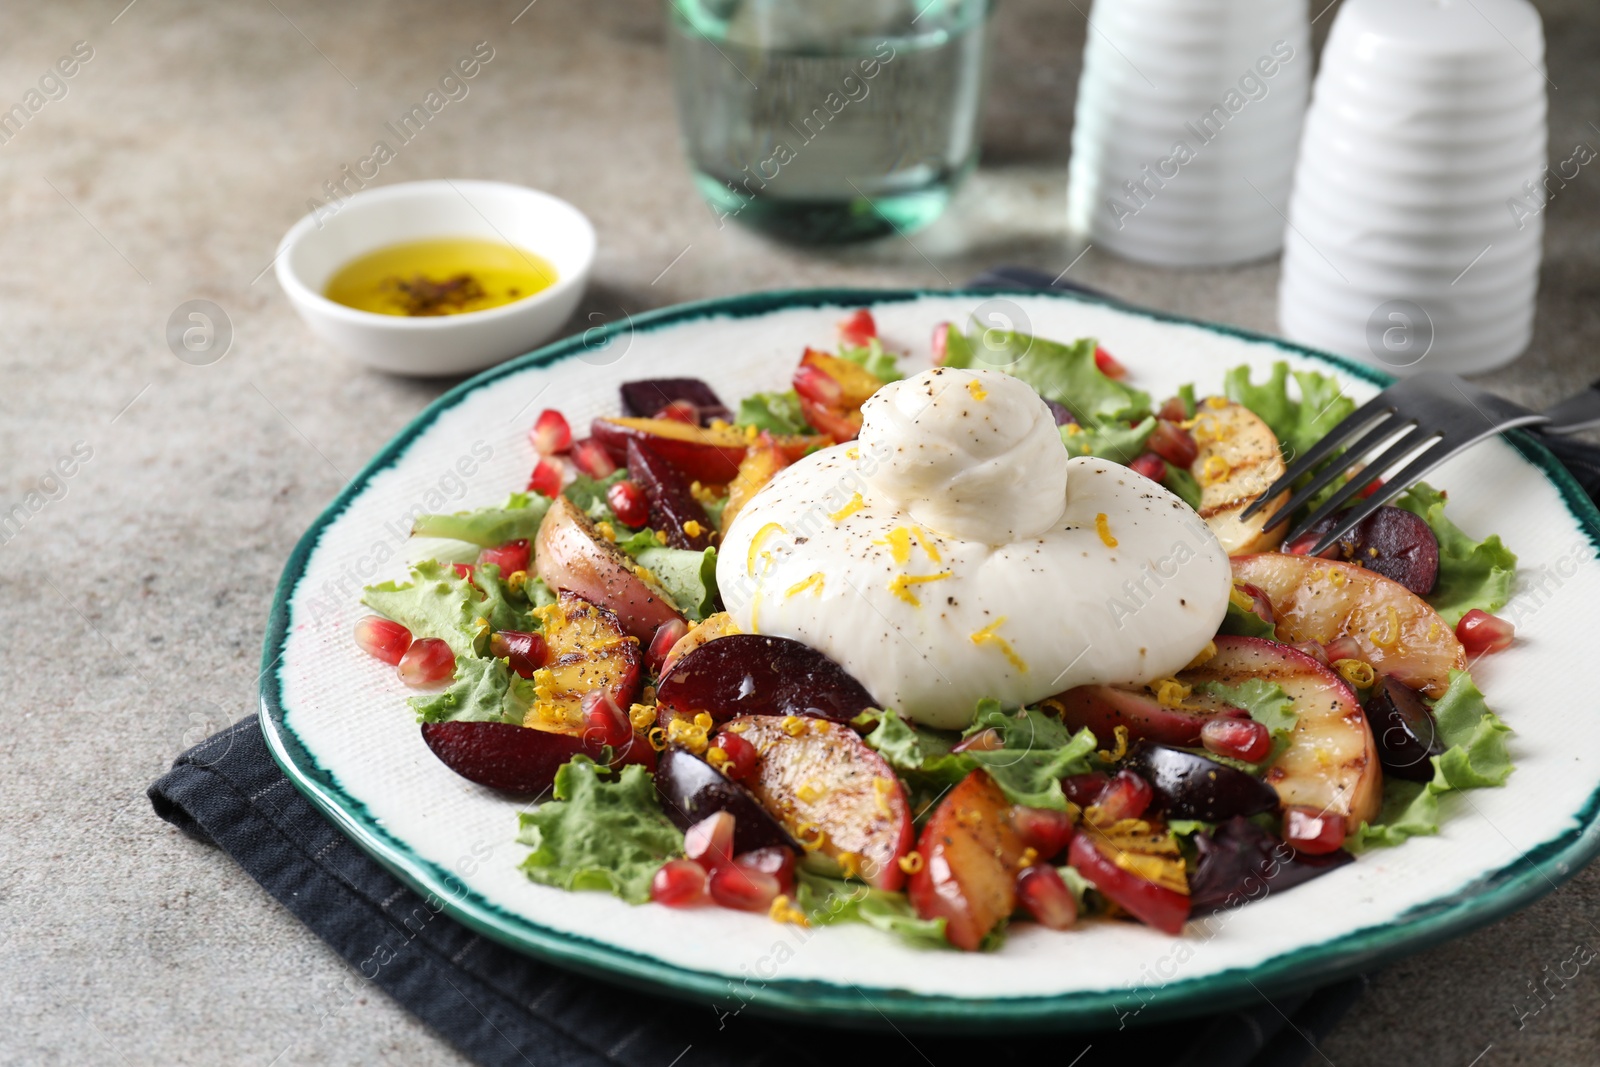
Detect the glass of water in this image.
<box><xmin>666</xmin><ymin>0</ymin><xmax>993</xmax><ymax>244</ymax></box>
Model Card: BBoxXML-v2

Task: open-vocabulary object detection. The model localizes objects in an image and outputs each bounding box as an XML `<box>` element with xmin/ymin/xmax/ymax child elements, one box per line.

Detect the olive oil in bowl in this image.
<box><xmin>324</xmin><ymin>237</ymin><xmax>558</xmax><ymax>317</ymax></box>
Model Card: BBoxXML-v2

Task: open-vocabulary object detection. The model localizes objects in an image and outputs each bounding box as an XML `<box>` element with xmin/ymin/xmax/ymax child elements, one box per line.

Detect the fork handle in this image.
<box><xmin>1539</xmin><ymin>378</ymin><xmax>1600</xmax><ymax>434</ymax></box>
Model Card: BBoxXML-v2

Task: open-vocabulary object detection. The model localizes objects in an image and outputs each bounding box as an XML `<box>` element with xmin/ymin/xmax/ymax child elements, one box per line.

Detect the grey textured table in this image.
<box><xmin>3</xmin><ymin>1</ymin><xmax>1597</xmax><ymax>1064</ymax></box>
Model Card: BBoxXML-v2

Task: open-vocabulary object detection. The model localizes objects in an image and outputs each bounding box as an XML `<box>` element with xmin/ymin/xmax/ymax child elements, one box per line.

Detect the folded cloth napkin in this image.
<box><xmin>149</xmin><ymin>717</ymin><xmax>1366</xmax><ymax>1067</ymax></box>
<box><xmin>148</xmin><ymin>271</ymin><xmax>1599</xmax><ymax>1067</ymax></box>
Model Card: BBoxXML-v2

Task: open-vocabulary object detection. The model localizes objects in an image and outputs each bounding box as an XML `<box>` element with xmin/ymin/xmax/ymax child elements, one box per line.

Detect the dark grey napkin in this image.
<box><xmin>149</xmin><ymin>717</ymin><xmax>1363</xmax><ymax>1067</ymax></box>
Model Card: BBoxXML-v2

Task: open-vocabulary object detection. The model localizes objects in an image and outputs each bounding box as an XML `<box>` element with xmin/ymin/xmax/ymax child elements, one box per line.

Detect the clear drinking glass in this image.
<box><xmin>666</xmin><ymin>0</ymin><xmax>993</xmax><ymax>244</ymax></box>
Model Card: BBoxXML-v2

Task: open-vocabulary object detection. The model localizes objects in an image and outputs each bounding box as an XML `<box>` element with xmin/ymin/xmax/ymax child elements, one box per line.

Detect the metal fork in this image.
<box><xmin>1240</xmin><ymin>373</ymin><xmax>1600</xmax><ymax>555</ymax></box>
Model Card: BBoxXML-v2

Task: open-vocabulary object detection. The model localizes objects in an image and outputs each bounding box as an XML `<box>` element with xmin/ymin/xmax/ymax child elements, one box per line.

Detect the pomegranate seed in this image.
<box><xmin>570</xmin><ymin>438</ymin><xmax>618</xmax><ymax>479</ymax></box>
<box><xmin>657</xmin><ymin>399</ymin><xmax>699</xmax><ymax>424</ymax></box>
<box><xmin>530</xmin><ymin>409</ymin><xmax>573</xmax><ymax>455</ymax></box>
<box><xmin>1157</xmin><ymin>395</ymin><xmax>1190</xmax><ymax>422</ymax></box>
<box><xmin>1063</xmin><ymin>772</ymin><xmax>1110</xmax><ymax>807</ymax></box>
<box><xmin>1093</xmin><ymin>345</ymin><xmax>1127</xmax><ymax>379</ymax></box>
<box><xmin>793</xmin><ymin>362</ymin><xmax>844</xmax><ymax>406</ymax></box>
<box><xmin>646</xmin><ymin>619</ymin><xmax>690</xmax><ymax>674</ymax></box>
<box><xmin>684</xmin><ymin>811</ymin><xmax>737</xmax><ymax>872</ymax></box>
<box><xmin>1011</xmin><ymin>806</ymin><xmax>1075</xmax><ymax>861</ymax></box>
<box><xmin>354</xmin><ymin>616</ymin><xmax>412</xmax><ymax>665</ymax></box>
<box><xmin>709</xmin><ymin>731</ymin><xmax>759</xmax><ymax>781</ymax></box>
<box><xmin>1129</xmin><ymin>451</ymin><xmax>1167</xmax><ymax>482</ymax></box>
<box><xmin>838</xmin><ymin>309</ymin><xmax>877</xmax><ymax>347</ymax></box>
<box><xmin>1285</xmin><ymin>529</ymin><xmax>1342</xmax><ymax>558</ymax></box>
<box><xmin>1322</xmin><ymin>635</ymin><xmax>1364</xmax><ymax>663</ymax></box>
<box><xmin>952</xmin><ymin>728</ymin><xmax>1003</xmax><ymax>753</ymax></box>
<box><xmin>581</xmin><ymin>690</ymin><xmax>633</xmax><ymax>749</ymax></box>
<box><xmin>607</xmin><ymin>480</ymin><xmax>650</xmax><ymax>527</ymax></box>
<box><xmin>397</xmin><ymin>638</ymin><xmax>455</xmax><ymax>687</ymax></box>
<box><xmin>931</xmin><ymin>322</ymin><xmax>952</xmax><ymax>364</ymax></box>
<box><xmin>1283</xmin><ymin>805</ymin><xmax>1346</xmax><ymax>855</ymax></box>
<box><xmin>1201</xmin><ymin>717</ymin><xmax>1273</xmax><ymax>763</ymax></box>
<box><xmin>1093</xmin><ymin>770</ymin><xmax>1152</xmax><ymax>822</ymax></box>
<box><xmin>527</xmin><ymin>458</ymin><xmax>563</xmax><ymax>498</ymax></box>
<box><xmin>489</xmin><ymin>629</ymin><xmax>547</xmax><ymax>678</ymax></box>
<box><xmin>708</xmin><ymin>863</ymin><xmax>781</xmax><ymax>912</ymax></box>
<box><xmin>650</xmin><ymin>859</ymin><xmax>709</xmax><ymax>907</ymax></box>
<box><xmin>1457</xmin><ymin>609</ymin><xmax>1515</xmax><ymax>657</ymax></box>
<box><xmin>1356</xmin><ymin>476</ymin><xmax>1386</xmax><ymax>500</ymax></box>
<box><xmin>1147</xmin><ymin>419</ymin><xmax>1199</xmax><ymax>468</ymax></box>
<box><xmin>734</xmin><ymin>846</ymin><xmax>796</xmax><ymax>895</ymax></box>
<box><xmin>1016</xmin><ymin>864</ymin><xmax>1078</xmax><ymax>930</ymax></box>
<box><xmin>1234</xmin><ymin>582</ymin><xmax>1277</xmax><ymax>624</ymax></box>
<box><xmin>479</xmin><ymin>539</ymin><xmax>530</xmax><ymax>575</ymax></box>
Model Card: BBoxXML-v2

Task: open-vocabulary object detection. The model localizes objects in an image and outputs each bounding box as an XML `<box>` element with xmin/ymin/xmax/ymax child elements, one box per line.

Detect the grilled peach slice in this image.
<box><xmin>720</xmin><ymin>435</ymin><xmax>790</xmax><ymax>537</ymax></box>
<box><xmin>1231</xmin><ymin>554</ymin><xmax>1466</xmax><ymax>696</ymax></box>
<box><xmin>908</xmin><ymin>770</ymin><xmax>1028</xmax><ymax>950</ymax></box>
<box><xmin>534</xmin><ymin>495</ymin><xmax>684</xmax><ymax>642</ymax></box>
<box><xmin>1052</xmin><ymin>684</ymin><xmax>1248</xmax><ymax>747</ymax></box>
<box><xmin>591</xmin><ymin>417</ymin><xmax>814</xmax><ymax>484</ymax></box>
<box><xmin>660</xmin><ymin>611</ymin><xmax>739</xmax><ymax>676</ymax></box>
<box><xmin>1180</xmin><ymin>635</ymin><xmax>1382</xmax><ymax>833</ymax></box>
<box><xmin>522</xmin><ymin>592</ymin><xmax>643</xmax><ymax>735</ymax></box>
<box><xmin>725</xmin><ymin>714</ymin><xmax>913</xmax><ymax>891</ymax></box>
<box><xmin>1190</xmin><ymin>400</ymin><xmax>1289</xmax><ymax>554</ymax></box>
<box><xmin>793</xmin><ymin>348</ymin><xmax>884</xmax><ymax>442</ymax></box>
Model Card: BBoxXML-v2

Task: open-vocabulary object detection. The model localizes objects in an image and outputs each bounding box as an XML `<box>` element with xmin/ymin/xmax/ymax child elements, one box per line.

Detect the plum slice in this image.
<box><xmin>625</xmin><ymin>439</ymin><xmax>714</xmax><ymax>551</ymax></box>
<box><xmin>1053</xmin><ymin>684</ymin><xmax>1248</xmax><ymax>748</ymax></box>
<box><xmin>419</xmin><ymin>720</ymin><xmax>652</xmax><ymax>796</ymax></box>
<box><xmin>728</xmin><ymin>715</ymin><xmax>913</xmax><ymax>891</ymax></box>
<box><xmin>653</xmin><ymin>747</ymin><xmax>798</xmax><ymax>855</ymax></box>
<box><xmin>1365</xmin><ymin>676</ymin><xmax>1444</xmax><ymax>782</ymax></box>
<box><xmin>620</xmin><ymin>378</ymin><xmax>733</xmax><ymax>425</ymax></box>
<box><xmin>908</xmin><ymin>769</ymin><xmax>1027</xmax><ymax>949</ymax></box>
<box><xmin>1287</xmin><ymin>504</ymin><xmax>1440</xmax><ymax>597</ymax></box>
<box><xmin>591</xmin><ymin>417</ymin><xmax>815</xmax><ymax>484</ymax></box>
<box><xmin>1186</xmin><ymin>815</ymin><xmax>1352</xmax><ymax>915</ymax></box>
<box><xmin>1125</xmin><ymin>742</ymin><xmax>1280</xmax><ymax>822</ymax></box>
<box><xmin>534</xmin><ymin>495</ymin><xmax>685</xmax><ymax>642</ymax></box>
<box><xmin>655</xmin><ymin>633</ymin><xmax>876</xmax><ymax>724</ymax></box>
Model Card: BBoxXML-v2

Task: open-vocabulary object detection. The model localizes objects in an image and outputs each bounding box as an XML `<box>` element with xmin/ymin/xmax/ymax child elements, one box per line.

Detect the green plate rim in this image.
<box><xmin>259</xmin><ymin>286</ymin><xmax>1600</xmax><ymax>1032</ymax></box>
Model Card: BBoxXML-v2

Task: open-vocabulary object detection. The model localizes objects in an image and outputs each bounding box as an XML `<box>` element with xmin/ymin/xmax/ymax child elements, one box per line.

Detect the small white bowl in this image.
<box><xmin>274</xmin><ymin>179</ymin><xmax>595</xmax><ymax>376</ymax></box>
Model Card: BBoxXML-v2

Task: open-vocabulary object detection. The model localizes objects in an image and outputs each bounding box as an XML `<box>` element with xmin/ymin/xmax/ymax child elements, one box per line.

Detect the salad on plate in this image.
<box><xmin>349</xmin><ymin>309</ymin><xmax>1519</xmax><ymax>951</ymax></box>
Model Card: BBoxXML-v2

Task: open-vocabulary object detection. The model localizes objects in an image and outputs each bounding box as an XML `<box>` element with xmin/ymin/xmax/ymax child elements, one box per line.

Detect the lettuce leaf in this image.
<box><xmin>634</xmin><ymin>546</ymin><xmax>720</xmax><ymax>621</ymax></box>
<box><xmin>1060</xmin><ymin>417</ymin><xmax>1157</xmax><ymax>464</ymax></box>
<box><xmin>410</xmin><ymin>492</ymin><xmax>550</xmax><ymax>547</ymax></box>
<box><xmin>408</xmin><ymin>656</ymin><xmax>534</xmax><ymax>724</ymax></box>
<box><xmin>517</xmin><ymin>757</ymin><xmax>683</xmax><ymax>903</ymax></box>
<box><xmin>946</xmin><ymin>330</ymin><xmax>1151</xmax><ymax>424</ymax></box>
<box><xmin>361</xmin><ymin>560</ymin><xmax>488</xmax><ymax>658</ymax></box>
<box><xmin>1163</xmin><ymin>462</ymin><xmax>1202</xmax><ymax>510</ymax></box>
<box><xmin>1393</xmin><ymin>482</ymin><xmax>1518</xmax><ymax>624</ymax></box>
<box><xmin>1219</xmin><ymin>597</ymin><xmax>1277</xmax><ymax>640</ymax></box>
<box><xmin>736</xmin><ymin>390</ymin><xmax>809</xmax><ymax>435</ymax></box>
<box><xmin>858</xmin><ymin>703</ymin><xmax>1098</xmax><ymax>813</ymax></box>
<box><xmin>838</xmin><ymin>338</ymin><xmax>903</xmax><ymax>381</ymax></box>
<box><xmin>794</xmin><ymin>871</ymin><xmax>948</xmax><ymax>948</ymax></box>
<box><xmin>1222</xmin><ymin>362</ymin><xmax>1357</xmax><ymax>464</ymax></box>
<box><xmin>1348</xmin><ymin>671</ymin><xmax>1513</xmax><ymax>850</ymax></box>
<box><xmin>1198</xmin><ymin>678</ymin><xmax>1297</xmax><ymax>740</ymax></box>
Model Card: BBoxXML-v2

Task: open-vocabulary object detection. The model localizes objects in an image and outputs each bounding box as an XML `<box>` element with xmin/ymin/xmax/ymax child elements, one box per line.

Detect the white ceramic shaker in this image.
<box><xmin>1278</xmin><ymin>0</ymin><xmax>1548</xmax><ymax>375</ymax></box>
<box><xmin>1066</xmin><ymin>0</ymin><xmax>1311</xmax><ymax>267</ymax></box>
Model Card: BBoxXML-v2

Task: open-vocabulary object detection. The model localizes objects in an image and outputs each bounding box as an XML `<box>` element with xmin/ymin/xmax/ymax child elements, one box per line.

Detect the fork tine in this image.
<box><xmin>1252</xmin><ymin>413</ymin><xmax>1414</xmax><ymax>532</ymax></box>
<box><xmin>1304</xmin><ymin>437</ymin><xmax>1453</xmax><ymax>555</ymax></box>
<box><xmin>1239</xmin><ymin>392</ymin><xmax>1399</xmax><ymax>520</ymax></box>
<box><xmin>1280</xmin><ymin>425</ymin><xmax>1437</xmax><ymax>545</ymax></box>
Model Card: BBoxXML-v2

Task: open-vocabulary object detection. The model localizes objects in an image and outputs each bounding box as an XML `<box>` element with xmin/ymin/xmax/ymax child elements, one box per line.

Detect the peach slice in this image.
<box><xmin>534</xmin><ymin>495</ymin><xmax>684</xmax><ymax>642</ymax></box>
<box><xmin>591</xmin><ymin>417</ymin><xmax>814</xmax><ymax>484</ymax></box>
<box><xmin>1190</xmin><ymin>400</ymin><xmax>1290</xmax><ymax>554</ymax></box>
<box><xmin>908</xmin><ymin>770</ymin><xmax>1028</xmax><ymax>950</ymax></box>
<box><xmin>1052</xmin><ymin>684</ymin><xmax>1248</xmax><ymax>747</ymax></box>
<box><xmin>1231</xmin><ymin>554</ymin><xmax>1466</xmax><ymax>696</ymax></box>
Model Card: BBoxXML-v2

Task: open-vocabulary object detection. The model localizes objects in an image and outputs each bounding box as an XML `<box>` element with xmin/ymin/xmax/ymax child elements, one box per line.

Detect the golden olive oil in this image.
<box><xmin>324</xmin><ymin>237</ymin><xmax>558</xmax><ymax>317</ymax></box>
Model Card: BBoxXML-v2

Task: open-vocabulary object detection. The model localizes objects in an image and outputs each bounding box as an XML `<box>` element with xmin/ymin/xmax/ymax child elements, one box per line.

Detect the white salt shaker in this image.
<box><xmin>1066</xmin><ymin>0</ymin><xmax>1311</xmax><ymax>267</ymax></box>
<box><xmin>1278</xmin><ymin>0</ymin><xmax>1548</xmax><ymax>375</ymax></box>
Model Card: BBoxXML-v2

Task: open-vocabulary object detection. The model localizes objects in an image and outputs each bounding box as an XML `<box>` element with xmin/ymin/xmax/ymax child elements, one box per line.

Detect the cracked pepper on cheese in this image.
<box><xmin>715</xmin><ymin>367</ymin><xmax>1234</xmax><ymax>729</ymax></box>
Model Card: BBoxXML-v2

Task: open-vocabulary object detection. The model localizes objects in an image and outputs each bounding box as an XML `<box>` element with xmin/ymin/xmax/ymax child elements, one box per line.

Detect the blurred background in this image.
<box><xmin>1</xmin><ymin>0</ymin><xmax>1597</xmax><ymax>1063</ymax></box>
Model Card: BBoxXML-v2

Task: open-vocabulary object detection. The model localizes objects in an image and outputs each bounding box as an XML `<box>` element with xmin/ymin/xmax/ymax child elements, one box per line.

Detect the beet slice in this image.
<box><xmin>654</xmin><ymin>746</ymin><xmax>799</xmax><ymax>853</ymax></box>
<box><xmin>1186</xmin><ymin>815</ymin><xmax>1352</xmax><ymax>915</ymax></box>
<box><xmin>625</xmin><ymin>439</ymin><xmax>715</xmax><ymax>551</ymax></box>
<box><xmin>1289</xmin><ymin>504</ymin><xmax>1440</xmax><ymax>596</ymax></box>
<box><xmin>419</xmin><ymin>720</ymin><xmax>653</xmax><ymax>796</ymax></box>
<box><xmin>620</xmin><ymin>378</ymin><xmax>732</xmax><ymax>426</ymax></box>
<box><xmin>656</xmin><ymin>633</ymin><xmax>876</xmax><ymax>724</ymax></box>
